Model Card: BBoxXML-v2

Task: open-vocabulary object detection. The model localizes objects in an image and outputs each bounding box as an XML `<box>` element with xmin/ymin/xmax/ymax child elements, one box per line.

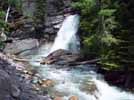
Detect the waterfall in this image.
<box><xmin>50</xmin><ymin>14</ymin><xmax>80</xmax><ymax>53</ymax></box>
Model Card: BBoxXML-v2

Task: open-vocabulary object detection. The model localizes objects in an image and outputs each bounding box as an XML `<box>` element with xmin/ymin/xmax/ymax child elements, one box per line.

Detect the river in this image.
<box><xmin>23</xmin><ymin>14</ymin><xmax>134</xmax><ymax>100</ymax></box>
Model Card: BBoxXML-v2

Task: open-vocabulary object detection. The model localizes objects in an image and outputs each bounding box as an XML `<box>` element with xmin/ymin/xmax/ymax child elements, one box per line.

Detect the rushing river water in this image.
<box><xmin>25</xmin><ymin>14</ymin><xmax>134</xmax><ymax>100</ymax></box>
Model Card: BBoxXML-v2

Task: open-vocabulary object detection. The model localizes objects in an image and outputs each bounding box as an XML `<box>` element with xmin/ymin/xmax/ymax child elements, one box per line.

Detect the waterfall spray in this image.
<box><xmin>50</xmin><ymin>14</ymin><xmax>80</xmax><ymax>53</ymax></box>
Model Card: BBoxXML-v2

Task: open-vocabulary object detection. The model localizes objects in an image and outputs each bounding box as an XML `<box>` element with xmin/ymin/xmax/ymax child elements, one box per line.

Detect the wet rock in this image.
<box><xmin>43</xmin><ymin>0</ymin><xmax>73</xmax><ymax>41</ymax></box>
<box><xmin>44</xmin><ymin>15</ymin><xmax>64</xmax><ymax>35</ymax></box>
<box><xmin>0</xmin><ymin>70</ymin><xmax>11</xmax><ymax>99</ymax></box>
<box><xmin>19</xmin><ymin>92</ymin><xmax>38</xmax><ymax>100</ymax></box>
<box><xmin>38</xmin><ymin>79</ymin><xmax>55</xmax><ymax>87</ymax></box>
<box><xmin>68</xmin><ymin>96</ymin><xmax>79</xmax><ymax>100</ymax></box>
<box><xmin>4</xmin><ymin>39</ymin><xmax>39</xmax><ymax>55</ymax></box>
<box><xmin>79</xmin><ymin>79</ymin><xmax>98</xmax><ymax>94</ymax></box>
<box><xmin>53</xmin><ymin>24</ymin><xmax>62</xmax><ymax>29</ymax></box>
<box><xmin>40</xmin><ymin>49</ymin><xmax>100</xmax><ymax>67</ymax></box>
<box><xmin>40</xmin><ymin>49</ymin><xmax>81</xmax><ymax>65</ymax></box>
<box><xmin>11</xmin><ymin>85</ymin><xmax>20</xmax><ymax>98</ymax></box>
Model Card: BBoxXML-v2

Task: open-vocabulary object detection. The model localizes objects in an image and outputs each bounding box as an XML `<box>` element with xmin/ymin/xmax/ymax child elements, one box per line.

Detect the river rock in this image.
<box><xmin>4</xmin><ymin>38</ymin><xmax>39</xmax><ymax>55</ymax></box>
<box><xmin>68</xmin><ymin>96</ymin><xmax>79</xmax><ymax>100</ymax></box>
<box><xmin>38</xmin><ymin>79</ymin><xmax>55</xmax><ymax>87</ymax></box>
<box><xmin>79</xmin><ymin>81</ymin><xmax>98</xmax><ymax>94</ymax></box>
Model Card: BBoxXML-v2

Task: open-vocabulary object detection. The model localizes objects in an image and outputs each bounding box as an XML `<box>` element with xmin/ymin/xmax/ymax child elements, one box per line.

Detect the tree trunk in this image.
<box><xmin>125</xmin><ymin>71</ymin><xmax>132</xmax><ymax>88</ymax></box>
<box><xmin>0</xmin><ymin>5</ymin><xmax>11</xmax><ymax>41</ymax></box>
<box><xmin>5</xmin><ymin>5</ymin><xmax>11</xmax><ymax>22</ymax></box>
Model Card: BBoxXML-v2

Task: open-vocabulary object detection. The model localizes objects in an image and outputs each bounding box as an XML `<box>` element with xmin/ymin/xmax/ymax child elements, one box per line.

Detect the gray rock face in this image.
<box><xmin>44</xmin><ymin>0</ymin><xmax>72</xmax><ymax>40</ymax></box>
<box><xmin>10</xmin><ymin>17</ymin><xmax>36</xmax><ymax>39</ymax></box>
<box><xmin>11</xmin><ymin>84</ymin><xmax>21</xmax><ymax>98</ymax></box>
<box><xmin>0</xmin><ymin>57</ymin><xmax>50</xmax><ymax>100</ymax></box>
<box><xmin>10</xmin><ymin>0</ymin><xmax>72</xmax><ymax>40</ymax></box>
<box><xmin>0</xmin><ymin>70</ymin><xmax>11</xmax><ymax>100</ymax></box>
<box><xmin>4</xmin><ymin>39</ymin><xmax>39</xmax><ymax>55</ymax></box>
<box><xmin>22</xmin><ymin>0</ymin><xmax>36</xmax><ymax>17</ymax></box>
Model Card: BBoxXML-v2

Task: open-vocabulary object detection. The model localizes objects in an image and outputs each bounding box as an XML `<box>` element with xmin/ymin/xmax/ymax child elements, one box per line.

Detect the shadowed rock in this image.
<box><xmin>0</xmin><ymin>56</ymin><xmax>50</xmax><ymax>100</ymax></box>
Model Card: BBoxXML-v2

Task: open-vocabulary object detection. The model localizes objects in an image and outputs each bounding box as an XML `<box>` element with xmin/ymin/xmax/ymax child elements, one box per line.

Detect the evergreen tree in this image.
<box><xmin>0</xmin><ymin>0</ymin><xmax>21</xmax><ymax>49</ymax></box>
<box><xmin>72</xmin><ymin>0</ymin><xmax>119</xmax><ymax>69</ymax></box>
<box><xmin>34</xmin><ymin>0</ymin><xmax>46</xmax><ymax>39</ymax></box>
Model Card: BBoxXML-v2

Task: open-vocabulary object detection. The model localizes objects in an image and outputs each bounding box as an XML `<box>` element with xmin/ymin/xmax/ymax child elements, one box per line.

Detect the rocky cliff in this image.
<box><xmin>10</xmin><ymin>0</ymin><xmax>72</xmax><ymax>41</ymax></box>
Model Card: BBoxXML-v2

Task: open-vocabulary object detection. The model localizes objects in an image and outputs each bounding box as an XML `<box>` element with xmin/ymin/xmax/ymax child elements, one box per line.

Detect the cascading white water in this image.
<box><xmin>28</xmin><ymin>46</ymin><xmax>134</xmax><ymax>100</ymax></box>
<box><xmin>27</xmin><ymin>14</ymin><xmax>134</xmax><ymax>100</ymax></box>
<box><xmin>50</xmin><ymin>14</ymin><xmax>80</xmax><ymax>53</ymax></box>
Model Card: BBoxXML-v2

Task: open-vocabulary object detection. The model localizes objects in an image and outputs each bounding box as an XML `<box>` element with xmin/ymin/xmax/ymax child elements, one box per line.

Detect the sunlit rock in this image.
<box><xmin>68</xmin><ymin>96</ymin><xmax>79</xmax><ymax>100</ymax></box>
<box><xmin>4</xmin><ymin>39</ymin><xmax>39</xmax><ymax>55</ymax></box>
<box><xmin>38</xmin><ymin>79</ymin><xmax>55</xmax><ymax>87</ymax></box>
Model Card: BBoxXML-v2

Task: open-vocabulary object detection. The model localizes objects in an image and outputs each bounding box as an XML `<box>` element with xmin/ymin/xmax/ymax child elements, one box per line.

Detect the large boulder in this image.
<box><xmin>4</xmin><ymin>39</ymin><xmax>39</xmax><ymax>55</ymax></box>
<box><xmin>40</xmin><ymin>49</ymin><xmax>81</xmax><ymax>65</ymax></box>
<box><xmin>40</xmin><ymin>49</ymin><xmax>100</xmax><ymax>66</ymax></box>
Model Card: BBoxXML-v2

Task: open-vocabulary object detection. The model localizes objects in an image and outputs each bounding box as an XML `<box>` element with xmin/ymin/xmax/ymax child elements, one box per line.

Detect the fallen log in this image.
<box><xmin>11</xmin><ymin>57</ymin><xmax>29</xmax><ymax>62</ymax></box>
<box><xmin>68</xmin><ymin>58</ymin><xmax>101</xmax><ymax>66</ymax></box>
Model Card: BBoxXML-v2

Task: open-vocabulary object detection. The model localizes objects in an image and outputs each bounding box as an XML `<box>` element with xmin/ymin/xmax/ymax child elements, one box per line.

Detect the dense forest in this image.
<box><xmin>0</xmin><ymin>0</ymin><xmax>134</xmax><ymax>100</ymax></box>
<box><xmin>72</xmin><ymin>0</ymin><xmax>134</xmax><ymax>88</ymax></box>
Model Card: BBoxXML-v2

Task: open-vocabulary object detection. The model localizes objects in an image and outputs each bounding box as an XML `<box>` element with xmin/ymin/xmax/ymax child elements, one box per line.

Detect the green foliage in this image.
<box><xmin>72</xmin><ymin>0</ymin><xmax>96</xmax><ymax>15</ymax></box>
<box><xmin>7</xmin><ymin>0</ymin><xmax>21</xmax><ymax>7</ymax></box>
<box><xmin>82</xmin><ymin>34</ymin><xmax>100</xmax><ymax>56</ymax></box>
<box><xmin>0</xmin><ymin>0</ymin><xmax>21</xmax><ymax>49</ymax></box>
<box><xmin>33</xmin><ymin>0</ymin><xmax>46</xmax><ymax>38</ymax></box>
<box><xmin>73</xmin><ymin>0</ymin><xmax>134</xmax><ymax>71</ymax></box>
<box><xmin>0</xmin><ymin>11</ymin><xmax>6</xmax><ymax>17</ymax></box>
<box><xmin>0</xmin><ymin>20</ymin><xmax>7</xmax><ymax>28</ymax></box>
<box><xmin>99</xmin><ymin>9</ymin><xmax>116</xmax><ymax>16</ymax></box>
<box><xmin>98</xmin><ymin>61</ymin><xmax>120</xmax><ymax>70</ymax></box>
<box><xmin>34</xmin><ymin>0</ymin><xmax>45</xmax><ymax>22</ymax></box>
<box><xmin>101</xmin><ymin>34</ymin><xmax>119</xmax><ymax>46</ymax></box>
<box><xmin>72</xmin><ymin>0</ymin><xmax>120</xmax><ymax>69</ymax></box>
<box><xmin>115</xmin><ymin>0</ymin><xmax>134</xmax><ymax>70</ymax></box>
<box><xmin>0</xmin><ymin>11</ymin><xmax>6</xmax><ymax>28</ymax></box>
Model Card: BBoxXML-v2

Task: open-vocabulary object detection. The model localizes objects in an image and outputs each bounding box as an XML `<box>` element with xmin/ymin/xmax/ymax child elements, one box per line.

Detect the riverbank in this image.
<box><xmin>1</xmin><ymin>44</ymin><xmax>134</xmax><ymax>100</ymax></box>
<box><xmin>0</xmin><ymin>52</ymin><xmax>52</xmax><ymax>100</ymax></box>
